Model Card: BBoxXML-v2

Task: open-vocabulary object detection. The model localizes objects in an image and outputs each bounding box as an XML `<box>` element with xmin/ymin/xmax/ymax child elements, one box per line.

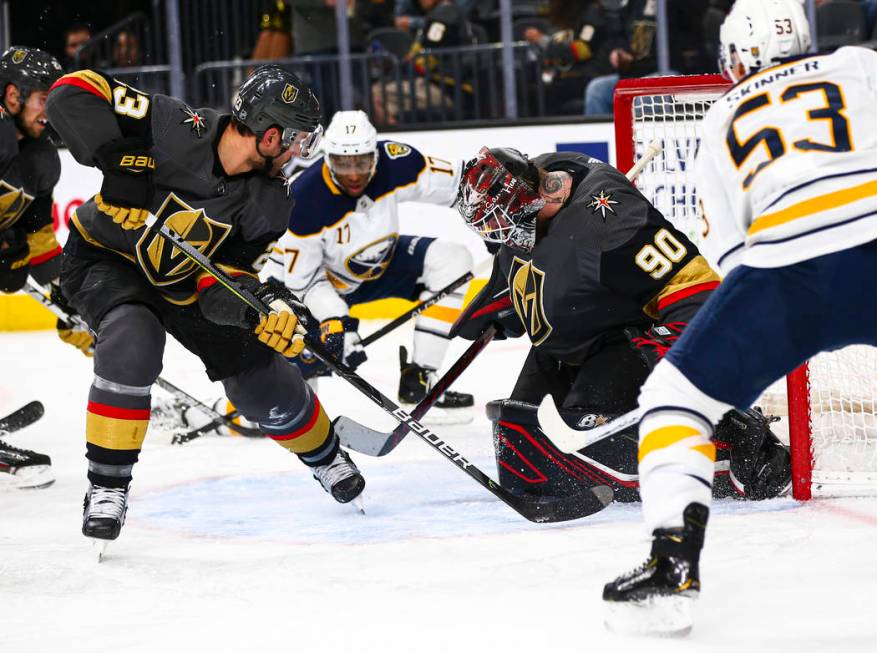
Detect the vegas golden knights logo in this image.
<box><xmin>0</xmin><ymin>180</ymin><xmax>34</xmax><ymax>230</ymax></box>
<box><xmin>135</xmin><ymin>193</ymin><xmax>231</xmax><ymax>286</ymax></box>
<box><xmin>509</xmin><ymin>256</ymin><xmax>553</xmax><ymax>346</ymax></box>
<box><xmin>281</xmin><ymin>83</ymin><xmax>298</xmax><ymax>104</ymax></box>
<box><xmin>11</xmin><ymin>50</ymin><xmax>26</xmax><ymax>65</ymax></box>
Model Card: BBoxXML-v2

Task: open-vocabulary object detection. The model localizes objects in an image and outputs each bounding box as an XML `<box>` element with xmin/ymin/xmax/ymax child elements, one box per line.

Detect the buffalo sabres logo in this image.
<box><xmin>509</xmin><ymin>256</ymin><xmax>553</xmax><ymax>346</ymax></box>
<box><xmin>281</xmin><ymin>83</ymin><xmax>298</xmax><ymax>104</ymax></box>
<box><xmin>588</xmin><ymin>190</ymin><xmax>618</xmax><ymax>221</ymax></box>
<box><xmin>136</xmin><ymin>193</ymin><xmax>231</xmax><ymax>286</ymax></box>
<box><xmin>384</xmin><ymin>142</ymin><xmax>411</xmax><ymax>159</ymax></box>
<box><xmin>0</xmin><ymin>180</ymin><xmax>34</xmax><ymax>231</ymax></box>
<box><xmin>11</xmin><ymin>50</ymin><xmax>26</xmax><ymax>65</ymax></box>
<box><xmin>180</xmin><ymin>106</ymin><xmax>207</xmax><ymax>137</ymax></box>
<box><xmin>344</xmin><ymin>234</ymin><xmax>398</xmax><ymax>281</ymax></box>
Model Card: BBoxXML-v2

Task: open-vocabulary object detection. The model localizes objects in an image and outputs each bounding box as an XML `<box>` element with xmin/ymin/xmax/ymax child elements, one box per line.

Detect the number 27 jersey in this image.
<box><xmin>695</xmin><ymin>46</ymin><xmax>877</xmax><ymax>274</ymax></box>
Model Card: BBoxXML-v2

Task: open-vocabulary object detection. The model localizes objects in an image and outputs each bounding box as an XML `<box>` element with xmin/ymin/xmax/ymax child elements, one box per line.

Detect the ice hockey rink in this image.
<box><xmin>2</xmin><ymin>323</ymin><xmax>876</xmax><ymax>653</ymax></box>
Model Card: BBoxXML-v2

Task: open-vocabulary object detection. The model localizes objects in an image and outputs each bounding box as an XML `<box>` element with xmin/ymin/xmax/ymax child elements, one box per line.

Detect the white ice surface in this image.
<box><xmin>1</xmin><ymin>325</ymin><xmax>876</xmax><ymax>653</ymax></box>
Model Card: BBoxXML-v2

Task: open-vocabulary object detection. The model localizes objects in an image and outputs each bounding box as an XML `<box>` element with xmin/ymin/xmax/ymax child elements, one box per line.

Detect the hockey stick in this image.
<box><xmin>22</xmin><ymin>279</ymin><xmax>262</xmax><ymax>440</ymax></box>
<box><xmin>336</xmin><ymin>325</ymin><xmax>497</xmax><ymax>456</ymax></box>
<box><xmin>537</xmin><ymin>400</ymin><xmax>641</xmax><ymax>453</ymax></box>
<box><xmin>625</xmin><ymin>139</ymin><xmax>663</xmax><ymax>182</ymax></box>
<box><xmin>304</xmin><ymin>256</ymin><xmax>493</xmax><ymax>377</ymax></box>
<box><xmin>143</xmin><ymin>213</ymin><xmax>613</xmax><ymax>522</ymax></box>
<box><xmin>0</xmin><ymin>401</ymin><xmax>45</xmax><ymax>437</ymax></box>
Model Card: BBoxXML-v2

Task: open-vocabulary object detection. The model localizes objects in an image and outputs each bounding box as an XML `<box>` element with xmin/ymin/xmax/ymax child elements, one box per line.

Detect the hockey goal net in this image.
<box><xmin>614</xmin><ymin>74</ymin><xmax>877</xmax><ymax>500</ymax></box>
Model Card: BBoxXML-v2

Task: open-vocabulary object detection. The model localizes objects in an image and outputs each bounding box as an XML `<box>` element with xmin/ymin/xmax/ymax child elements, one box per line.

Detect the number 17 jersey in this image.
<box><xmin>695</xmin><ymin>46</ymin><xmax>877</xmax><ymax>275</ymax></box>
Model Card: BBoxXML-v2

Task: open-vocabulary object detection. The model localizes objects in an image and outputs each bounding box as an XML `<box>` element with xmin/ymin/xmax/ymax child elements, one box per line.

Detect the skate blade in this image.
<box><xmin>351</xmin><ymin>495</ymin><xmax>366</xmax><ymax>515</ymax></box>
<box><xmin>90</xmin><ymin>538</ymin><xmax>111</xmax><ymax>563</ymax></box>
<box><xmin>604</xmin><ymin>595</ymin><xmax>694</xmax><ymax>637</ymax></box>
<box><xmin>0</xmin><ymin>465</ymin><xmax>55</xmax><ymax>490</ymax></box>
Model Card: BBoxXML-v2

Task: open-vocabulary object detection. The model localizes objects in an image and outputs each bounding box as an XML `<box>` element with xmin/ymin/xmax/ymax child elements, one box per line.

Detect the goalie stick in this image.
<box><xmin>0</xmin><ymin>401</ymin><xmax>45</xmax><ymax>437</ymax></box>
<box><xmin>22</xmin><ymin>279</ymin><xmax>262</xmax><ymax>440</ymax></box>
<box><xmin>143</xmin><ymin>213</ymin><xmax>613</xmax><ymax>523</ymax></box>
<box><xmin>336</xmin><ymin>325</ymin><xmax>497</xmax><ymax>456</ymax></box>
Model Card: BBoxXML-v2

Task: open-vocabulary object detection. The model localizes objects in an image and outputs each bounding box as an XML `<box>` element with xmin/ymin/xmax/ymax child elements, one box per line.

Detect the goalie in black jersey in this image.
<box><xmin>451</xmin><ymin>147</ymin><xmax>792</xmax><ymax>503</ymax></box>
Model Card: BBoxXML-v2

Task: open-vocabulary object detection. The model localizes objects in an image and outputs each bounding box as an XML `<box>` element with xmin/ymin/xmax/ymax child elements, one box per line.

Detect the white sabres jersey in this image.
<box><xmin>265</xmin><ymin>140</ymin><xmax>461</xmax><ymax>319</ymax></box>
<box><xmin>695</xmin><ymin>46</ymin><xmax>877</xmax><ymax>275</ymax></box>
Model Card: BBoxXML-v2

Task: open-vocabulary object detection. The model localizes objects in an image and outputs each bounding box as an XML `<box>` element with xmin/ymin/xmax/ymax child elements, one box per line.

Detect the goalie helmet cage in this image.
<box><xmin>614</xmin><ymin>74</ymin><xmax>877</xmax><ymax>501</ymax></box>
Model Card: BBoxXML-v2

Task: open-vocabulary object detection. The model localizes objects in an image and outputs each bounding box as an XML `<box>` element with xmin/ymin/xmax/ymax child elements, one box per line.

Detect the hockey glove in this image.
<box><xmin>624</xmin><ymin>322</ymin><xmax>687</xmax><ymax>371</ymax></box>
<box><xmin>49</xmin><ymin>283</ymin><xmax>94</xmax><ymax>356</ymax></box>
<box><xmin>251</xmin><ymin>278</ymin><xmax>310</xmax><ymax>358</ymax></box>
<box><xmin>56</xmin><ymin>317</ymin><xmax>94</xmax><ymax>356</ymax></box>
<box><xmin>320</xmin><ymin>316</ymin><xmax>367</xmax><ymax>370</ymax></box>
<box><xmin>0</xmin><ymin>230</ymin><xmax>30</xmax><ymax>293</ymax></box>
<box><xmin>94</xmin><ymin>137</ymin><xmax>155</xmax><ymax>230</ymax></box>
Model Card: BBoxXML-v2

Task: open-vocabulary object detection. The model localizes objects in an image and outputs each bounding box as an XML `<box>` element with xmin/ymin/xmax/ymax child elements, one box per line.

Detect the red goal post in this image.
<box><xmin>612</xmin><ymin>74</ymin><xmax>877</xmax><ymax>501</ymax></box>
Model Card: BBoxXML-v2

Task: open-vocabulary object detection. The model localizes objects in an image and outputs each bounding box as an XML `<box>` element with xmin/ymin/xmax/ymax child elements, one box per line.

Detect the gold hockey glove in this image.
<box><xmin>56</xmin><ymin>318</ymin><xmax>94</xmax><ymax>357</ymax></box>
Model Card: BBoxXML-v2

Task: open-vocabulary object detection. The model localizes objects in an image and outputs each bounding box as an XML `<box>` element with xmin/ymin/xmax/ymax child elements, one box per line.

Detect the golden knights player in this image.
<box><xmin>0</xmin><ymin>46</ymin><xmax>92</xmax><ymax>490</ymax></box>
<box><xmin>46</xmin><ymin>65</ymin><xmax>365</xmax><ymax>543</ymax></box>
<box><xmin>452</xmin><ymin>148</ymin><xmax>792</xmax><ymax>503</ymax></box>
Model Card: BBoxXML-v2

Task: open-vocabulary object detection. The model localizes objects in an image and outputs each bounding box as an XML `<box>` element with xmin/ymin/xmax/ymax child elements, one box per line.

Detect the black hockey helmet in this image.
<box><xmin>457</xmin><ymin>146</ymin><xmax>544</xmax><ymax>252</ymax></box>
<box><xmin>0</xmin><ymin>46</ymin><xmax>63</xmax><ymax>103</ymax></box>
<box><xmin>232</xmin><ymin>64</ymin><xmax>322</xmax><ymax>157</ymax></box>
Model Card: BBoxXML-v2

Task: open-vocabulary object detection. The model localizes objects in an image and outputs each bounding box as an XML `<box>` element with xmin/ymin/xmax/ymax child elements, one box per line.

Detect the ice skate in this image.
<box><xmin>0</xmin><ymin>439</ymin><xmax>54</xmax><ymax>489</ymax></box>
<box><xmin>603</xmin><ymin>503</ymin><xmax>708</xmax><ymax>637</ymax></box>
<box><xmin>398</xmin><ymin>347</ymin><xmax>473</xmax><ymax>425</ymax></box>
<box><xmin>82</xmin><ymin>483</ymin><xmax>130</xmax><ymax>560</ymax></box>
<box><xmin>311</xmin><ymin>449</ymin><xmax>365</xmax><ymax>504</ymax></box>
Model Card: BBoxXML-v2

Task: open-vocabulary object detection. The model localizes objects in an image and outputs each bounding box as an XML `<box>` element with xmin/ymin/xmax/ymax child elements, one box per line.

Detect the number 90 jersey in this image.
<box><xmin>696</xmin><ymin>46</ymin><xmax>877</xmax><ymax>275</ymax></box>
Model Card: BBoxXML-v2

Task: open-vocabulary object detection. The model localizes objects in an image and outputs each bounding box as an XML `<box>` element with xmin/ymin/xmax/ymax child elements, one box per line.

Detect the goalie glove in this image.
<box><xmin>94</xmin><ymin>137</ymin><xmax>154</xmax><ymax>230</ymax></box>
<box><xmin>624</xmin><ymin>322</ymin><xmax>687</xmax><ymax>370</ymax></box>
<box><xmin>249</xmin><ymin>278</ymin><xmax>312</xmax><ymax>358</ymax></box>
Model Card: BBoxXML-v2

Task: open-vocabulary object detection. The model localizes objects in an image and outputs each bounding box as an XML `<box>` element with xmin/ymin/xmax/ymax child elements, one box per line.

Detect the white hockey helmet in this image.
<box><xmin>322</xmin><ymin>110</ymin><xmax>379</xmax><ymax>186</ymax></box>
<box><xmin>719</xmin><ymin>0</ymin><xmax>811</xmax><ymax>82</ymax></box>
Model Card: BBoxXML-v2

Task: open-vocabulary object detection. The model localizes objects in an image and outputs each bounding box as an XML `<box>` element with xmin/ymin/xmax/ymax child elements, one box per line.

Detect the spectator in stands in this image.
<box><xmin>394</xmin><ymin>0</ymin><xmax>479</xmax><ymax>32</ymax></box>
<box><xmin>111</xmin><ymin>30</ymin><xmax>142</xmax><ymax>68</ymax></box>
<box><xmin>523</xmin><ymin>0</ymin><xmax>621</xmax><ymax>114</ymax></box>
<box><xmin>292</xmin><ymin>0</ymin><xmax>366</xmax><ymax>115</ymax></box>
<box><xmin>361</xmin><ymin>0</ymin><xmax>396</xmax><ymax>33</ymax></box>
<box><xmin>583</xmin><ymin>0</ymin><xmax>708</xmax><ymax>115</ymax></box>
<box><xmin>292</xmin><ymin>0</ymin><xmax>365</xmax><ymax>55</ymax></box>
<box><xmin>373</xmin><ymin>0</ymin><xmax>478</xmax><ymax>125</ymax></box>
<box><xmin>62</xmin><ymin>23</ymin><xmax>92</xmax><ymax>71</ymax></box>
<box><xmin>252</xmin><ymin>0</ymin><xmax>294</xmax><ymax>60</ymax></box>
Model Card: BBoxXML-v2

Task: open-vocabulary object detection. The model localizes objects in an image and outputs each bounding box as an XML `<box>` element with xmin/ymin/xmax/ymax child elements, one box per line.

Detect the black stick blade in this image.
<box><xmin>509</xmin><ymin>485</ymin><xmax>614</xmax><ymax>523</ymax></box>
<box><xmin>0</xmin><ymin>401</ymin><xmax>45</xmax><ymax>435</ymax></box>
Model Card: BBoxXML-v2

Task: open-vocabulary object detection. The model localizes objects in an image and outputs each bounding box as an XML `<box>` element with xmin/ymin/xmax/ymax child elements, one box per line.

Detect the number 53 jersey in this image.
<box><xmin>696</xmin><ymin>46</ymin><xmax>877</xmax><ymax>275</ymax></box>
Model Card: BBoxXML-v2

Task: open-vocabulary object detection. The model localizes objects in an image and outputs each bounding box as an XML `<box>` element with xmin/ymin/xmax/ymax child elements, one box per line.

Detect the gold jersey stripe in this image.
<box><xmin>268</xmin><ymin>404</ymin><xmax>331</xmax><ymax>454</ymax></box>
<box><xmin>638</xmin><ymin>424</ymin><xmax>702</xmax><ymax>463</ymax></box>
<box><xmin>420</xmin><ymin>304</ymin><xmax>463</xmax><ymax>324</ymax></box>
<box><xmin>86</xmin><ymin>413</ymin><xmax>149</xmax><ymax>450</ymax></box>
<box><xmin>749</xmin><ymin>178</ymin><xmax>877</xmax><ymax>236</ymax></box>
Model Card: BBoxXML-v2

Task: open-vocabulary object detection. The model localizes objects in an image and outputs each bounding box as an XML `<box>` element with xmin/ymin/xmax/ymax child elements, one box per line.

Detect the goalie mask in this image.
<box><xmin>456</xmin><ymin>147</ymin><xmax>544</xmax><ymax>253</ymax></box>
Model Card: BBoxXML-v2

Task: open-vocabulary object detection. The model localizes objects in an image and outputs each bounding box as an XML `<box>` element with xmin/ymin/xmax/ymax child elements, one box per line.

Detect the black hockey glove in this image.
<box><xmin>624</xmin><ymin>322</ymin><xmax>687</xmax><ymax>371</ymax></box>
<box><xmin>0</xmin><ymin>229</ymin><xmax>30</xmax><ymax>293</ymax></box>
<box><xmin>320</xmin><ymin>316</ymin><xmax>367</xmax><ymax>370</ymax></box>
<box><xmin>94</xmin><ymin>137</ymin><xmax>154</xmax><ymax>230</ymax></box>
